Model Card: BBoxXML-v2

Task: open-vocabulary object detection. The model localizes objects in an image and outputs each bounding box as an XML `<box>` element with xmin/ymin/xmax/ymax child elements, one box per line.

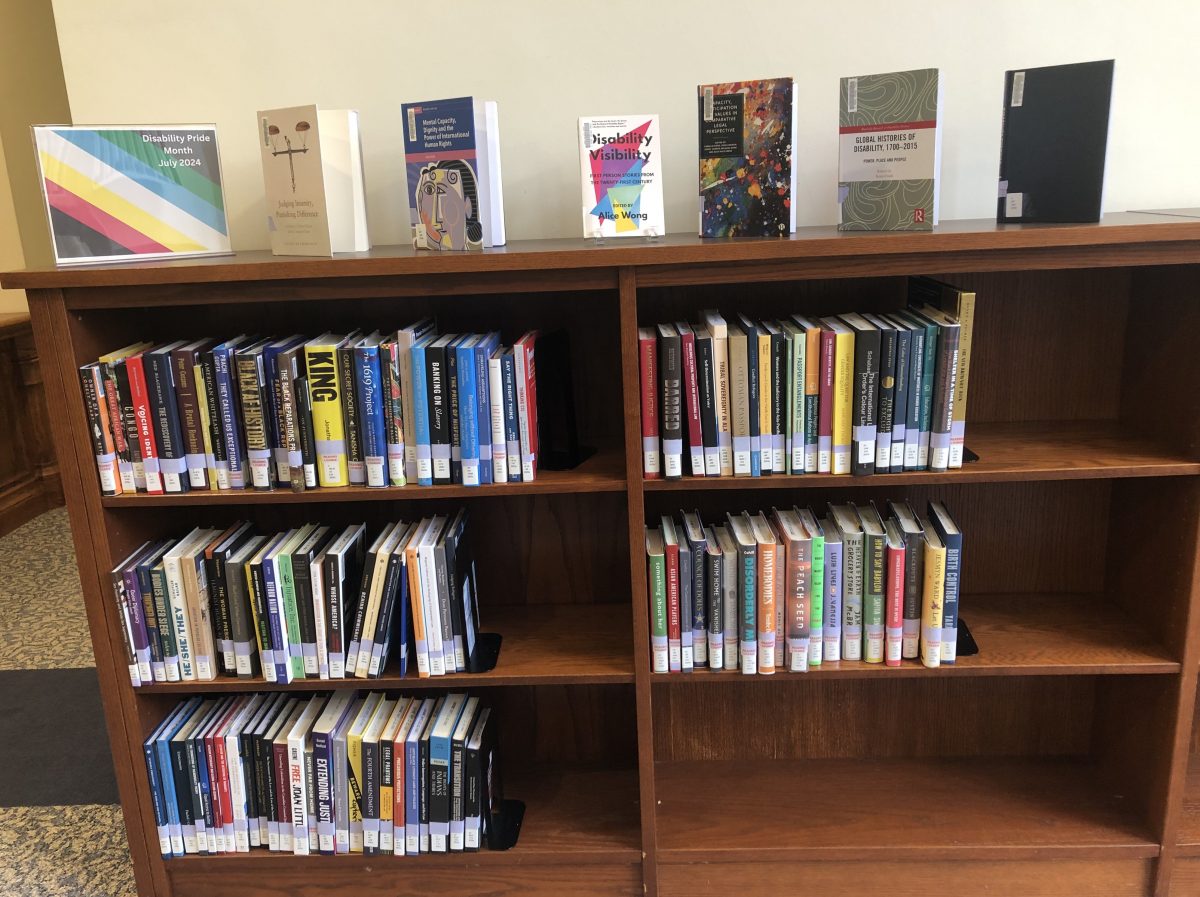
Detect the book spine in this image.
<box><xmin>500</xmin><ymin>353</ymin><xmax>521</xmax><ymax>483</ymax></box>
<box><xmin>294</xmin><ymin>377</ymin><xmax>319</xmax><ymax>489</ymax></box>
<box><xmin>143</xmin><ymin>736</ymin><xmax>171</xmax><ymax>856</ymax></box>
<box><xmin>707</xmin><ymin>548</ymin><xmax>723</xmax><ymax>669</ymax></box>
<box><xmin>151</xmin><ymin>565</ymin><xmax>180</xmax><ymax>681</ymax></box>
<box><xmin>831</xmin><ymin>331</ymin><xmax>854</xmax><ymax>476</ymax></box>
<box><xmin>276</xmin><ymin>354</ymin><xmax>304</xmax><ymax>492</ymax></box>
<box><xmin>680</xmin><ymin>328</ymin><xmax>705</xmax><ymax>476</ymax></box>
<box><xmin>292</xmin><ymin>553</ymin><xmax>319</xmax><ymax>677</ymax></box>
<box><xmin>756</xmin><ymin>539</ymin><xmax>776</xmax><ymax>674</ymax></box>
<box><xmin>345</xmin><ymin>551</ymin><xmax>374</xmax><ymax>677</ymax></box>
<box><xmin>886</xmin><ymin>539</ymin><xmax>905</xmax><ymax>666</ymax></box>
<box><xmin>146</xmin><ymin>351</ymin><xmax>189</xmax><ymax>493</ymax></box>
<box><xmin>678</xmin><ymin>543</ymin><xmax>693</xmax><ymax>672</ymax></box>
<box><xmin>272</xmin><ymin>736</ymin><xmax>292</xmax><ymax>851</ymax></box>
<box><xmin>638</xmin><ymin>332</ymin><xmax>661</xmax><ymax>479</ymax></box>
<box><xmin>198</xmin><ymin>351</ymin><xmax>227</xmax><ymax>489</ymax></box>
<box><xmin>842</xmin><ymin>531</ymin><xmax>863</xmax><ymax>661</ymax></box>
<box><xmin>339</xmin><ymin>344</ymin><xmax>366</xmax><ymax>486</ymax></box>
<box><xmin>80</xmin><ymin>366</ymin><xmax>121</xmax><ymax>495</ymax></box>
<box><xmin>712</xmin><ymin>334</ymin><xmax>732</xmax><ymax>476</ymax></box>
<box><xmin>426</xmin><ymin>343</ymin><xmax>451</xmax><ymax>485</ymax></box>
<box><xmin>126</xmin><ymin>354</ymin><xmax>163</xmax><ymax>494</ymax></box>
<box><xmin>950</xmin><ymin>294</ymin><xmax>974</xmax><ymax>469</ymax></box>
<box><xmin>722</xmin><ymin>544</ymin><xmax>737</xmax><ymax>670</ymax></box>
<box><xmin>185</xmin><ymin>553</ymin><xmax>217</xmax><ymax>681</ymax></box>
<box><xmin>381</xmin><ymin>343</ymin><xmax>407</xmax><ymax>486</ymax></box>
<box><xmin>236</xmin><ymin>353</ymin><xmax>273</xmax><ymax>491</ymax></box>
<box><xmin>473</xmin><ymin>340</ymin><xmax>493</xmax><ymax>486</ymax></box>
<box><xmin>312</xmin><ymin>730</ymin><xmax>335</xmax><ymax>853</ymax></box>
<box><xmin>695</xmin><ymin>335</ymin><xmax>720</xmax><ymax>476</ymax></box>
<box><xmin>786</xmin><ymin>538</ymin><xmax>811</xmax><ymax>672</ymax></box>
<box><xmin>405</xmin><ymin>735</ymin><xmax>420</xmax><ymax>854</ymax></box>
<box><xmin>305</xmin><ymin>345</ymin><xmax>349</xmax><ymax>487</ymax></box>
<box><xmin>818</xmin><ymin>330</ymin><xmax>835</xmax><ymax>474</ymax></box>
<box><xmin>922</xmin><ymin>540</ymin><xmax>946</xmax><ymax>668</ymax></box>
<box><xmin>891</xmin><ymin>328</ymin><xmax>910</xmax><ymax>471</ymax></box>
<box><xmin>263</xmin><ymin>556</ymin><xmax>293</xmax><ymax>683</ymax></box>
<box><xmin>411</xmin><ymin>343</ymin><xmax>433</xmax><ymax>486</ymax></box>
<box><xmin>381</xmin><ymin>735</ymin><xmax>395</xmax><ymax>853</ymax></box>
<box><xmin>447</xmin><ymin>344</ymin><xmax>462</xmax><ymax>484</ymax></box>
<box><xmin>209</xmin><ymin>551</ymin><xmax>234</xmax><ymax>674</ymax></box>
<box><xmin>247</xmin><ymin>560</ymin><xmax>275</xmax><ymax>683</ymax></box>
<box><xmin>917</xmin><ymin>324</ymin><xmax>937</xmax><ymax>469</ymax></box>
<box><xmin>311</xmin><ymin>555</ymin><xmax>330</xmax><ymax>679</ymax></box>
<box><xmin>941</xmin><ymin>528</ymin><xmax>962</xmax><ymax>664</ymax></box>
<box><xmin>904</xmin><ymin>327</ymin><xmax>925</xmax><ymax>470</ymax></box>
<box><xmin>823</xmin><ymin>538</ymin><xmax>842</xmax><ymax>664</ymax></box>
<box><xmin>419</xmin><ymin>544</ymin><xmax>446</xmax><ymax>677</ymax></box>
<box><xmin>450</xmin><ymin>734</ymin><xmax>465</xmax><ymax>851</ymax></box>
<box><xmin>264</xmin><ymin>347</ymin><xmax>290</xmax><ymax>486</ymax></box>
<box><xmin>863</xmin><ymin>530</ymin><xmax>885</xmax><ymax>663</ymax></box>
<box><xmin>227</xmin><ymin>562</ymin><xmax>257</xmax><ymax>679</ymax></box>
<box><xmin>770</xmin><ymin>332</ymin><xmax>786</xmax><ymax>473</ymax></box>
<box><xmin>756</xmin><ymin>333</ymin><xmax>772</xmax><ymax>476</ymax></box>
<box><xmin>355</xmin><ymin>346</ymin><xmax>388</xmax><ymax>488</ymax></box>
<box><xmin>788</xmin><ymin>332</ymin><xmax>805</xmax><ymax>474</ymax></box>
<box><xmin>665</xmin><ymin>539</ymin><xmax>681</xmax><ymax>672</ymax></box>
<box><xmin>456</xmin><ymin>342</ymin><xmax>480</xmax><ymax>487</ymax></box>
<box><xmin>689</xmin><ymin>540</ymin><xmax>707</xmax><ymax>668</ymax></box>
<box><xmin>368</xmin><ymin>553</ymin><xmax>404</xmax><ymax>677</ymax></box>
<box><xmin>737</xmin><ymin>541</ymin><xmax>756</xmax><ymax>673</ymax></box>
<box><xmin>929</xmin><ymin>324</ymin><xmax>960</xmax><ymax>473</ymax></box>
<box><xmin>658</xmin><ymin>330</ymin><xmax>683</xmax><ymax>480</ymax></box>
<box><xmin>902</xmin><ymin>533</ymin><xmax>924</xmax><ymax>659</ymax></box>
<box><xmin>172</xmin><ymin>348</ymin><xmax>209</xmax><ymax>489</ymax></box>
<box><xmin>429</xmin><ymin>732</ymin><xmax>451</xmax><ymax>852</ymax></box>
<box><xmin>875</xmin><ymin>327</ymin><xmax>896</xmax><ymax>474</ymax></box>
<box><xmin>514</xmin><ymin>335</ymin><xmax>538</xmax><ymax>482</ymax></box>
<box><xmin>744</xmin><ymin>324</ymin><xmax>761</xmax><ymax>477</ymax></box>
<box><xmin>99</xmin><ymin>362</ymin><xmax>135</xmax><ymax>492</ymax></box>
<box><xmin>808</xmin><ymin>534</ymin><xmax>824</xmax><ymax>666</ymax></box>
<box><xmin>163</xmin><ymin>553</ymin><xmax>196</xmax><ymax>680</ymax></box>
<box><xmin>113</xmin><ymin>360</ymin><xmax>144</xmax><ymax>491</ymax></box>
<box><xmin>111</xmin><ymin>567</ymin><xmax>141</xmax><ymax>685</ymax></box>
<box><xmin>802</xmin><ymin>328</ymin><xmax>820</xmax><ymax>473</ymax></box>
<box><xmin>646</xmin><ymin>542</ymin><xmax>669</xmax><ymax>673</ymax></box>
<box><xmin>213</xmin><ymin>347</ymin><xmax>247</xmax><ymax>490</ymax></box>
<box><xmin>136</xmin><ymin>563</ymin><xmax>166</xmax><ymax>682</ymax></box>
<box><xmin>487</xmin><ymin>355</ymin><xmax>508</xmax><ymax>484</ymax></box>
<box><xmin>728</xmin><ymin>331</ymin><xmax>750</xmax><ymax>476</ymax></box>
<box><xmin>170</xmin><ymin>739</ymin><xmax>197</xmax><ymax>853</ymax></box>
<box><xmin>362</xmin><ymin>737</ymin><xmax>380</xmax><ymax>854</ymax></box>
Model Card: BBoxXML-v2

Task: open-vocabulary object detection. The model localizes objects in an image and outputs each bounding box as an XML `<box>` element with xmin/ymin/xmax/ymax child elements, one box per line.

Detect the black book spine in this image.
<box><xmin>450</xmin><ymin>729</ymin><xmax>468</xmax><ymax>851</ymax></box>
<box><xmin>199</xmin><ymin>350</ymin><xmax>227</xmax><ymax>471</ymax></box>
<box><xmin>464</xmin><ymin>736</ymin><xmax>481</xmax><ymax>852</ymax></box>
<box><xmin>742</xmin><ymin>322</ymin><xmax>761</xmax><ymax>475</ymax></box>
<box><xmin>426</xmin><ymin>343</ymin><xmax>451</xmax><ymax>485</ymax></box>
<box><xmin>442</xmin><ymin>524</ymin><xmax>468</xmax><ymax>670</ymax></box>
<box><xmin>851</xmin><ymin>327</ymin><xmax>880</xmax><ymax>477</ymax></box>
<box><xmin>695</xmin><ymin>335</ymin><xmax>718</xmax><ymax>474</ymax></box>
<box><xmin>169</xmin><ymin>740</ymin><xmax>196</xmax><ymax>837</ymax></box>
<box><xmin>258</xmin><ymin>732</ymin><xmax>277</xmax><ymax>835</ymax></box>
<box><xmin>419</xmin><ymin>730</ymin><xmax>431</xmax><ymax>851</ymax></box>
<box><xmin>338</xmin><ymin>344</ymin><xmax>365</xmax><ymax>486</ymax></box>
<box><xmin>238</xmin><ymin>728</ymin><xmax>259</xmax><ymax>837</ymax></box>
<box><xmin>292</xmin><ymin>549</ymin><xmax>318</xmax><ymax>677</ymax></box>
<box><xmin>369</xmin><ymin>550</ymin><xmax>405</xmax><ymax>677</ymax></box>
<box><xmin>875</xmin><ymin>325</ymin><xmax>897</xmax><ymax>474</ymax></box>
<box><xmin>770</xmin><ymin>330</ymin><xmax>786</xmax><ymax>474</ymax></box>
<box><xmin>447</xmin><ymin>343</ymin><xmax>462</xmax><ymax>484</ymax></box>
<box><xmin>150</xmin><ymin>565</ymin><xmax>178</xmax><ymax>671</ymax></box>
<box><xmin>657</xmin><ymin>328</ymin><xmax>682</xmax><ymax>480</ymax></box>
<box><xmin>363</xmin><ymin>735</ymin><xmax>380</xmax><ymax>855</ymax></box>
<box><xmin>136</xmin><ymin>563</ymin><xmax>164</xmax><ymax>674</ymax></box>
<box><xmin>348</xmin><ymin>546</ymin><xmax>379</xmax><ymax>670</ymax></box>
<box><xmin>248</xmin><ymin>561</ymin><xmax>273</xmax><ymax>678</ymax></box>
<box><xmin>114</xmin><ymin>359</ymin><xmax>144</xmax><ymax>480</ymax></box>
<box><xmin>208</xmin><ymin>550</ymin><xmax>233</xmax><ymax>676</ymax></box>
<box><xmin>183</xmin><ymin>733</ymin><xmax>208</xmax><ymax>854</ymax></box>
<box><xmin>929</xmin><ymin>323</ymin><xmax>960</xmax><ymax>473</ymax></box>
<box><xmin>434</xmin><ymin>541</ymin><xmax>456</xmax><ymax>671</ymax></box>
<box><xmin>324</xmin><ymin>553</ymin><xmax>343</xmax><ymax>675</ymax></box>
<box><xmin>79</xmin><ymin>366</ymin><xmax>117</xmax><ymax>494</ymax></box>
<box><xmin>295</xmin><ymin>376</ymin><xmax>318</xmax><ymax>489</ymax></box>
<box><xmin>146</xmin><ymin>350</ymin><xmax>190</xmax><ymax>493</ymax></box>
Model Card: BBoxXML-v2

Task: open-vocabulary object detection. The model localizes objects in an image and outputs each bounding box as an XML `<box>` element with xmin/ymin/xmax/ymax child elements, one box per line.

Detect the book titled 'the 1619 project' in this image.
<box><xmin>697</xmin><ymin>78</ymin><xmax>798</xmax><ymax>238</ymax></box>
<box><xmin>578</xmin><ymin>115</ymin><xmax>663</xmax><ymax>238</ymax></box>
<box><xmin>401</xmin><ymin>97</ymin><xmax>505</xmax><ymax>252</ymax></box>
<box><xmin>838</xmin><ymin>68</ymin><xmax>943</xmax><ymax>232</ymax></box>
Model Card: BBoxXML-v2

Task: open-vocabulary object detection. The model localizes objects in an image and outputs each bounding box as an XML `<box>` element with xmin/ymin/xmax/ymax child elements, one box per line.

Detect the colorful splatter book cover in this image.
<box><xmin>697</xmin><ymin>78</ymin><xmax>796</xmax><ymax>238</ymax></box>
<box><xmin>578</xmin><ymin>115</ymin><xmax>664</xmax><ymax>238</ymax></box>
<box><xmin>837</xmin><ymin>68</ymin><xmax>942</xmax><ymax>231</ymax></box>
<box><xmin>401</xmin><ymin>97</ymin><xmax>505</xmax><ymax>251</ymax></box>
<box><xmin>33</xmin><ymin>125</ymin><xmax>231</xmax><ymax>266</ymax></box>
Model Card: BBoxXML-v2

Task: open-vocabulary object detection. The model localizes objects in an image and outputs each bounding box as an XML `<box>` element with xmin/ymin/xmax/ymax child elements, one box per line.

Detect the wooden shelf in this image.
<box><xmin>1177</xmin><ymin>756</ymin><xmax>1200</xmax><ymax>855</ymax></box>
<box><xmin>644</xmin><ymin>421</ymin><xmax>1200</xmax><ymax>492</ymax></box>
<box><xmin>100</xmin><ymin>449</ymin><xmax>626</xmax><ymax>506</ymax></box>
<box><xmin>656</xmin><ymin>757</ymin><xmax>1158</xmax><ymax>862</ymax></box>
<box><xmin>648</xmin><ymin>594</ymin><xmax>1178</xmax><ymax>680</ymax></box>
<box><xmin>134</xmin><ymin>604</ymin><xmax>633</xmax><ymax>692</ymax></box>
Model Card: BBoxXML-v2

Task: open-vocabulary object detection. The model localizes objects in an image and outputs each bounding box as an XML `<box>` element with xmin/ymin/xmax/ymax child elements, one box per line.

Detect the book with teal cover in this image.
<box><xmin>697</xmin><ymin>78</ymin><xmax>797</xmax><ymax>238</ymax></box>
<box><xmin>838</xmin><ymin>68</ymin><xmax>942</xmax><ymax>231</ymax></box>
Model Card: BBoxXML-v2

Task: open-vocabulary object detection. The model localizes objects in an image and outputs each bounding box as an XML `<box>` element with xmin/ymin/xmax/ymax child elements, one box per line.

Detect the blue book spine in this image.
<box><xmin>824</xmin><ymin>538</ymin><xmax>844</xmax><ymax>663</ymax></box>
<box><xmin>213</xmin><ymin>344</ymin><xmax>246</xmax><ymax>489</ymax></box>
<box><xmin>411</xmin><ymin>341</ymin><xmax>433</xmax><ymax>486</ymax></box>
<box><xmin>679</xmin><ymin>542</ymin><xmax>693</xmax><ymax>671</ymax></box>
<box><xmin>191</xmin><ymin>732</ymin><xmax>212</xmax><ymax>854</ymax></box>
<box><xmin>355</xmin><ymin>345</ymin><xmax>388</xmax><ymax>488</ymax></box>
<box><xmin>157</xmin><ymin>736</ymin><xmax>184</xmax><ymax>855</ymax></box>
<box><xmin>262</xmin><ymin>343</ymin><xmax>287</xmax><ymax>482</ymax></box>
<box><xmin>456</xmin><ymin>341</ymin><xmax>480</xmax><ymax>487</ymax></box>
<box><xmin>143</xmin><ymin>736</ymin><xmax>170</xmax><ymax>857</ymax></box>
<box><xmin>500</xmin><ymin>352</ymin><xmax>521</xmax><ymax>483</ymax></box>
<box><xmin>474</xmin><ymin>336</ymin><xmax>495</xmax><ymax>484</ymax></box>
<box><xmin>263</xmin><ymin>556</ymin><xmax>291</xmax><ymax>683</ymax></box>
<box><xmin>405</xmin><ymin>736</ymin><xmax>420</xmax><ymax>854</ymax></box>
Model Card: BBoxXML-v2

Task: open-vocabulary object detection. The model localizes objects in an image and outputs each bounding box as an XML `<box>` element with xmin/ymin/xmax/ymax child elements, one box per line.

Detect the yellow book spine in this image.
<box><xmin>193</xmin><ymin>363</ymin><xmax>219</xmax><ymax>490</ymax></box>
<box><xmin>757</xmin><ymin>332</ymin><xmax>773</xmax><ymax>472</ymax></box>
<box><xmin>950</xmin><ymin>291</ymin><xmax>975</xmax><ymax>468</ymax></box>
<box><xmin>304</xmin><ymin>343</ymin><xmax>349</xmax><ymax>487</ymax></box>
<box><xmin>348</xmin><ymin>729</ymin><xmax>366</xmax><ymax>851</ymax></box>
<box><xmin>406</xmin><ymin>545</ymin><xmax>430</xmax><ymax>677</ymax></box>
<box><xmin>921</xmin><ymin>540</ymin><xmax>946</xmax><ymax>669</ymax></box>
<box><xmin>831</xmin><ymin>331</ymin><xmax>855</xmax><ymax>475</ymax></box>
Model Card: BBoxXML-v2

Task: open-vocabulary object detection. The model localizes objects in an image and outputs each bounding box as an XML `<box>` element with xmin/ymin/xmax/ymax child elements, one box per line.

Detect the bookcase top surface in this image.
<box><xmin>5</xmin><ymin>211</ymin><xmax>1200</xmax><ymax>290</ymax></box>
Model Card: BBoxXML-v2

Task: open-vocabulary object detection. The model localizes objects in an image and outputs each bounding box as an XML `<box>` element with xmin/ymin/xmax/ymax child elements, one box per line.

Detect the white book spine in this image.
<box><xmin>163</xmin><ymin>553</ymin><xmax>195</xmax><ymax>681</ymax></box>
<box><xmin>226</xmin><ymin>732</ymin><xmax>250</xmax><ymax>852</ymax></box>
<box><xmin>311</xmin><ymin>559</ymin><xmax>329</xmax><ymax>679</ymax></box>
<box><xmin>419</xmin><ymin>546</ymin><xmax>445</xmax><ymax>676</ymax></box>
<box><xmin>289</xmin><ymin>739</ymin><xmax>309</xmax><ymax>855</ymax></box>
<box><xmin>487</xmin><ymin>356</ymin><xmax>507</xmax><ymax>482</ymax></box>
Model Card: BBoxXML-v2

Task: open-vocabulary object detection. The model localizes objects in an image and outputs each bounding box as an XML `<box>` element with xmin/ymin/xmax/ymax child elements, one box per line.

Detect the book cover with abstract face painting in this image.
<box><xmin>403</xmin><ymin>98</ymin><xmax>485</xmax><ymax>251</ymax></box>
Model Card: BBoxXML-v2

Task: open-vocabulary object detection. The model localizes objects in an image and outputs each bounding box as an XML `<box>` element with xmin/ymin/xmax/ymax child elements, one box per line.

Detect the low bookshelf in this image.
<box><xmin>7</xmin><ymin>211</ymin><xmax>1200</xmax><ymax>897</ymax></box>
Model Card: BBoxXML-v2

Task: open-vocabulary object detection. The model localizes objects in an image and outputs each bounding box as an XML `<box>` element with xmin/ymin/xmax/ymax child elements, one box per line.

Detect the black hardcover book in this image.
<box><xmin>234</xmin><ymin>340</ymin><xmax>274</xmax><ymax>491</ymax></box>
<box><xmin>997</xmin><ymin>59</ymin><xmax>1114</xmax><ymax>224</ymax></box>
<box><xmin>294</xmin><ymin>376</ymin><xmax>318</xmax><ymax>490</ymax></box>
<box><xmin>884</xmin><ymin>315</ymin><xmax>912</xmax><ymax>472</ymax></box>
<box><xmin>419</xmin><ymin>696</ymin><xmax>444</xmax><ymax>852</ymax></box>
<box><xmin>450</xmin><ymin>698</ymin><xmax>479</xmax><ymax>852</ymax></box>
<box><xmin>371</xmin><ymin>525</ymin><xmax>410</xmax><ymax>677</ymax></box>
<box><xmin>736</xmin><ymin>315</ymin><xmax>761</xmax><ymax>476</ymax></box>
<box><xmin>145</xmin><ymin>342</ymin><xmax>190</xmax><ymax>493</ymax></box>
<box><xmin>247</xmin><ymin>541</ymin><xmax>276</xmax><ymax>678</ymax></box>
<box><xmin>209</xmin><ymin>521</ymin><xmax>254</xmax><ymax>676</ymax></box>
<box><xmin>442</xmin><ymin>509</ymin><xmax>479</xmax><ymax>669</ymax></box>
<box><xmin>426</xmin><ymin>335</ymin><xmax>454</xmax><ymax>486</ymax></box>
<box><xmin>168</xmin><ymin>732</ymin><xmax>197</xmax><ymax>843</ymax></box>
<box><xmin>840</xmin><ymin>313</ymin><xmax>880</xmax><ymax>477</ymax></box>
<box><xmin>768</xmin><ymin>323</ymin><xmax>786</xmax><ymax>474</ymax></box>
<box><xmin>656</xmin><ymin>323</ymin><xmax>683</xmax><ymax>480</ymax></box>
<box><xmin>863</xmin><ymin>314</ymin><xmax>898</xmax><ymax>474</ymax></box>
<box><xmin>694</xmin><ymin>327</ymin><xmax>719</xmax><ymax>475</ymax></box>
<box><xmin>447</xmin><ymin>337</ymin><xmax>462</xmax><ymax>484</ymax></box>
<box><xmin>338</xmin><ymin>340</ymin><xmax>366</xmax><ymax>486</ymax></box>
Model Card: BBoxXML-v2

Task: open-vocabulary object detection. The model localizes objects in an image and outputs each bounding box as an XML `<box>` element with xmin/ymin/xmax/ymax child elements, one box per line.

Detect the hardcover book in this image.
<box><xmin>257</xmin><ymin>105</ymin><xmax>370</xmax><ymax>256</ymax></box>
<box><xmin>697</xmin><ymin>78</ymin><xmax>797</xmax><ymax>237</ymax></box>
<box><xmin>578</xmin><ymin>115</ymin><xmax>663</xmax><ymax>238</ymax></box>
<box><xmin>837</xmin><ymin>68</ymin><xmax>942</xmax><ymax>231</ymax></box>
<box><xmin>402</xmin><ymin>97</ymin><xmax>505</xmax><ymax>251</ymax></box>
<box><xmin>997</xmin><ymin>60</ymin><xmax>1114</xmax><ymax>224</ymax></box>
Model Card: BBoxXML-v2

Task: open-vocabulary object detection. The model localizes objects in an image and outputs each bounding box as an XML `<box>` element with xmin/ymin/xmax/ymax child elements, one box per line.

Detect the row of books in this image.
<box><xmin>144</xmin><ymin>691</ymin><xmax>501</xmax><ymax>858</ymax></box>
<box><xmin>79</xmin><ymin>326</ymin><xmax>539</xmax><ymax>495</ymax></box>
<box><xmin>111</xmin><ymin>511</ymin><xmax>480</xmax><ymax>687</ymax></box>
<box><xmin>638</xmin><ymin>276</ymin><xmax>974</xmax><ymax>479</ymax></box>
<box><xmin>645</xmin><ymin>500</ymin><xmax>963</xmax><ymax>674</ymax></box>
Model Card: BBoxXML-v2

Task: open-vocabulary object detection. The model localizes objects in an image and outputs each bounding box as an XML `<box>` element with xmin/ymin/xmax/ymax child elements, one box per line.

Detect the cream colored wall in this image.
<box><xmin>0</xmin><ymin>134</ymin><xmax>29</xmax><ymax>314</ymax></box>
<box><xmin>45</xmin><ymin>0</ymin><xmax>1200</xmax><ymax>248</ymax></box>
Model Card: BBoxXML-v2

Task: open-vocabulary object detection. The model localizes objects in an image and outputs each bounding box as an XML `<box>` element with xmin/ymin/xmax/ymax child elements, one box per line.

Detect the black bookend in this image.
<box><xmin>963</xmin><ymin>446</ymin><xmax>980</xmax><ymax>464</ymax></box>
<box><xmin>487</xmin><ymin>799</ymin><xmax>526</xmax><ymax>851</ymax></box>
<box><xmin>956</xmin><ymin>618</ymin><xmax>979</xmax><ymax>656</ymax></box>
<box><xmin>534</xmin><ymin>329</ymin><xmax>592</xmax><ymax>470</ymax></box>
<box><xmin>467</xmin><ymin>633</ymin><xmax>502</xmax><ymax>674</ymax></box>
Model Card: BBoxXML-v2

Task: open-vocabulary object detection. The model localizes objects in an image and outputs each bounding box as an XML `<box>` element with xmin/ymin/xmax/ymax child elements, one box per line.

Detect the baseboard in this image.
<box><xmin>0</xmin><ymin>469</ymin><xmax>63</xmax><ymax>539</ymax></box>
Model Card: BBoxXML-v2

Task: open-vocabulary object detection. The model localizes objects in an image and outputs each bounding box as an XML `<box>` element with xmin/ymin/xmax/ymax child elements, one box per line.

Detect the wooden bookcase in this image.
<box><xmin>7</xmin><ymin>211</ymin><xmax>1200</xmax><ymax>897</ymax></box>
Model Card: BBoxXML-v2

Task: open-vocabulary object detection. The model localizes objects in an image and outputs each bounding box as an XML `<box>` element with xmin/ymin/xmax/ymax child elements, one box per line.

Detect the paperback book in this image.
<box><xmin>578</xmin><ymin>115</ymin><xmax>663</xmax><ymax>238</ymax></box>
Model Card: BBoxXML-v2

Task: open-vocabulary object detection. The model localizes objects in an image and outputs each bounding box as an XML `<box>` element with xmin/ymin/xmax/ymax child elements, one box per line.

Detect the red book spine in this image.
<box><xmin>818</xmin><ymin>330</ymin><xmax>836</xmax><ymax>474</ymax></box>
<box><xmin>273</xmin><ymin>740</ymin><xmax>292</xmax><ymax>838</ymax></box>
<box><xmin>214</xmin><ymin>731</ymin><xmax>234</xmax><ymax>844</ymax></box>
<box><xmin>886</xmin><ymin>541</ymin><xmax>905</xmax><ymax>667</ymax></box>
<box><xmin>393</xmin><ymin>736</ymin><xmax>405</xmax><ymax>836</ymax></box>
<box><xmin>679</xmin><ymin>328</ymin><xmax>705</xmax><ymax>477</ymax></box>
<box><xmin>514</xmin><ymin>331</ymin><xmax>539</xmax><ymax>482</ymax></box>
<box><xmin>125</xmin><ymin>353</ymin><xmax>163</xmax><ymax>494</ymax></box>
<box><xmin>665</xmin><ymin>540</ymin><xmax>681</xmax><ymax>672</ymax></box>
<box><xmin>202</xmin><ymin>731</ymin><xmax>225</xmax><ymax>853</ymax></box>
<box><xmin>638</xmin><ymin>331</ymin><xmax>661</xmax><ymax>478</ymax></box>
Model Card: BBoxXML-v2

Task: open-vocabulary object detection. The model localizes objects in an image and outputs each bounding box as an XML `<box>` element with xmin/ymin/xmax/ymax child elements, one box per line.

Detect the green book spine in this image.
<box><xmin>808</xmin><ymin>534</ymin><xmax>824</xmax><ymax>666</ymax></box>
<box><xmin>863</xmin><ymin>530</ymin><xmax>886</xmax><ymax>663</ymax></box>
<box><xmin>647</xmin><ymin>545</ymin><xmax>668</xmax><ymax>674</ymax></box>
<box><xmin>150</xmin><ymin>564</ymin><xmax>179</xmax><ymax>679</ymax></box>
<box><xmin>278</xmin><ymin>552</ymin><xmax>306</xmax><ymax>679</ymax></box>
